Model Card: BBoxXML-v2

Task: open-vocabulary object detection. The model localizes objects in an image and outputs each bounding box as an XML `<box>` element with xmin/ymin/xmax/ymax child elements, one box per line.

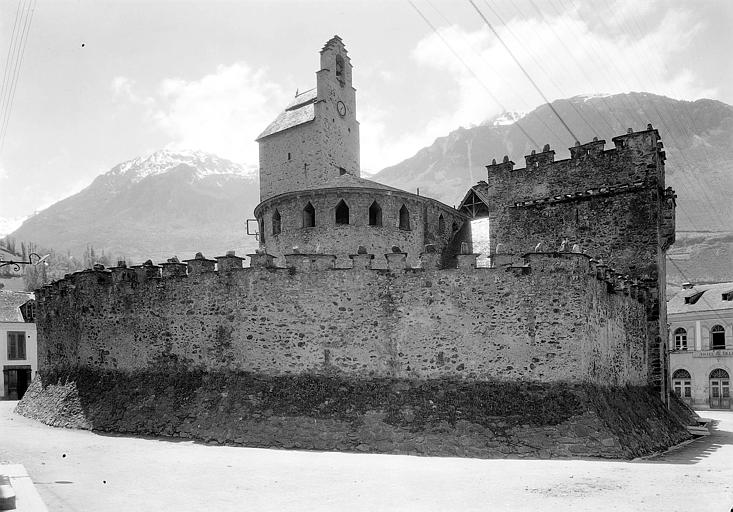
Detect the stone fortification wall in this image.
<box><xmin>472</xmin><ymin>128</ymin><xmax>675</xmax><ymax>392</ymax></box>
<box><xmin>34</xmin><ymin>252</ymin><xmax>648</xmax><ymax>387</ymax></box>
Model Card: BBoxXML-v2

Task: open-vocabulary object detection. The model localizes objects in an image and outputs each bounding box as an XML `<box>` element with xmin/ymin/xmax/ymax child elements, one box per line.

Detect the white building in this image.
<box><xmin>668</xmin><ymin>282</ymin><xmax>733</xmax><ymax>409</ymax></box>
<box><xmin>0</xmin><ymin>290</ymin><xmax>37</xmax><ymax>399</ymax></box>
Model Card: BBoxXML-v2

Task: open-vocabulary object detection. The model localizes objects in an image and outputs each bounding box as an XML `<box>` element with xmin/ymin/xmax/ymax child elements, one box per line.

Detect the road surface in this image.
<box><xmin>0</xmin><ymin>401</ymin><xmax>731</xmax><ymax>511</ymax></box>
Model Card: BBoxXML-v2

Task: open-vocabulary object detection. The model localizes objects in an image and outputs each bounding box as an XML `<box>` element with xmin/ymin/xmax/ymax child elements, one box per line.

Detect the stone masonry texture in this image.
<box><xmin>32</xmin><ymin>253</ymin><xmax>646</xmax><ymax>386</ymax></box>
<box><xmin>473</xmin><ymin>129</ymin><xmax>675</xmax><ymax>392</ymax></box>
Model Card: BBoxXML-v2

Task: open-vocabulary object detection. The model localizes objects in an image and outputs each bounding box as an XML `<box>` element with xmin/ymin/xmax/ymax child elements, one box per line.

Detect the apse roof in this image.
<box><xmin>303</xmin><ymin>173</ymin><xmax>403</xmax><ymax>193</ymax></box>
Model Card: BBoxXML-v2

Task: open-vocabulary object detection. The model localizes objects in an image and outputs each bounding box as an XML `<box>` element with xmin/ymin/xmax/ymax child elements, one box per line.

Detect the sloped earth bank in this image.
<box><xmin>16</xmin><ymin>367</ymin><xmax>689</xmax><ymax>459</ymax></box>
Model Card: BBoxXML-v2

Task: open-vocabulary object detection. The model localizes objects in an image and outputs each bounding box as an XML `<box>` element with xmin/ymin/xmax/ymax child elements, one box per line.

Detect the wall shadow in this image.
<box><xmin>639</xmin><ymin>418</ymin><xmax>733</xmax><ymax>465</ymax></box>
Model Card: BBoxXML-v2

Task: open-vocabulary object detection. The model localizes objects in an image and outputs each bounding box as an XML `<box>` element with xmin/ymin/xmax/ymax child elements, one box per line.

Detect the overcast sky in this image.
<box><xmin>0</xmin><ymin>0</ymin><xmax>730</xmax><ymax>227</ymax></box>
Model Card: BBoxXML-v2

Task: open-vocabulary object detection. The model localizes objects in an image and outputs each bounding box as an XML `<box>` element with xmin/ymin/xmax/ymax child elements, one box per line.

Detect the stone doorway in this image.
<box><xmin>709</xmin><ymin>369</ymin><xmax>731</xmax><ymax>409</ymax></box>
<box><xmin>3</xmin><ymin>366</ymin><xmax>32</xmax><ymax>400</ymax></box>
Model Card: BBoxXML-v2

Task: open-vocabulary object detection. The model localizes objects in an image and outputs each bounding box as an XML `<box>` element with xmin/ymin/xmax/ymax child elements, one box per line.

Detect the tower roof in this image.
<box><xmin>255</xmin><ymin>88</ymin><xmax>317</xmax><ymax>141</ymax></box>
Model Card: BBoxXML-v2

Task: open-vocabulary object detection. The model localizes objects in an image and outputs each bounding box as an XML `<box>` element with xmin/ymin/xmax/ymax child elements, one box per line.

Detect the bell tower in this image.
<box><xmin>256</xmin><ymin>36</ymin><xmax>360</xmax><ymax>202</ymax></box>
<box><xmin>314</xmin><ymin>35</ymin><xmax>360</xmax><ymax>179</ymax></box>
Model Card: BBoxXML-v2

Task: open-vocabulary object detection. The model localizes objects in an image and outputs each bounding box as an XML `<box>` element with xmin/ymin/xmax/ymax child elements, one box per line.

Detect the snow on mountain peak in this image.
<box><xmin>109</xmin><ymin>149</ymin><xmax>256</xmax><ymax>183</ymax></box>
<box><xmin>485</xmin><ymin>111</ymin><xmax>526</xmax><ymax>127</ymax></box>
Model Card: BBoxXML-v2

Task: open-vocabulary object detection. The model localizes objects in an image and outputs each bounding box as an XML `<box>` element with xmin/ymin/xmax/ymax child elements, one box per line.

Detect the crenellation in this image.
<box><xmin>456</xmin><ymin>253</ymin><xmax>478</xmax><ymax>270</ymax></box>
<box><xmin>569</xmin><ymin>137</ymin><xmax>606</xmax><ymax>159</ymax></box>
<box><xmin>349</xmin><ymin>251</ymin><xmax>374</xmax><ymax>270</ymax></box>
<box><xmin>131</xmin><ymin>260</ymin><xmax>161</xmax><ymax>281</ymax></box>
<box><xmin>486</xmin><ymin>155</ymin><xmax>515</xmax><ymax>174</ymax></box>
<box><xmin>247</xmin><ymin>251</ymin><xmax>276</xmax><ymax>269</ymax></box>
<box><xmin>216</xmin><ymin>251</ymin><xmax>245</xmax><ymax>272</ymax></box>
<box><xmin>160</xmin><ymin>260</ymin><xmax>188</xmax><ymax>279</ymax></box>
<box><xmin>524</xmin><ymin>144</ymin><xmax>555</xmax><ymax>169</ymax></box>
<box><xmin>110</xmin><ymin>264</ymin><xmax>137</xmax><ymax>284</ymax></box>
<box><xmin>385</xmin><ymin>251</ymin><xmax>408</xmax><ymax>272</ymax></box>
<box><xmin>184</xmin><ymin>252</ymin><xmax>217</xmax><ymax>275</ymax></box>
<box><xmin>419</xmin><ymin>245</ymin><xmax>441</xmax><ymax>270</ymax></box>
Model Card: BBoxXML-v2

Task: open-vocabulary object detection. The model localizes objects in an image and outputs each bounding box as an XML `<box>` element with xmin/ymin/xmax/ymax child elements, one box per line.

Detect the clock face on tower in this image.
<box><xmin>336</xmin><ymin>100</ymin><xmax>346</xmax><ymax>117</ymax></box>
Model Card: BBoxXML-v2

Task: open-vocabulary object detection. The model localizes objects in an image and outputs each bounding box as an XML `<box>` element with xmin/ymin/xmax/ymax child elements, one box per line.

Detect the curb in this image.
<box><xmin>0</xmin><ymin>475</ymin><xmax>15</xmax><ymax>510</ymax></box>
<box><xmin>0</xmin><ymin>465</ymin><xmax>48</xmax><ymax>512</ymax></box>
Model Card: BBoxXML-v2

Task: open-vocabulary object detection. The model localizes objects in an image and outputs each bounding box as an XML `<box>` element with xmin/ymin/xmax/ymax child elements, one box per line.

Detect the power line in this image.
<box><xmin>423</xmin><ymin>0</ymin><xmax>562</xmax><ymax>146</ymax></box>
<box><xmin>468</xmin><ymin>0</ymin><xmax>578</xmax><ymax>142</ymax></box>
<box><xmin>0</xmin><ymin>0</ymin><xmax>24</xmax><ymax>137</ymax></box>
<box><xmin>481</xmin><ymin>0</ymin><xmax>597</xmax><ymax>137</ymax></box>
<box><xmin>0</xmin><ymin>0</ymin><xmax>36</xmax><ymax>152</ymax></box>
<box><xmin>550</xmin><ymin>0</ymin><xmax>728</xmax><ymax>231</ymax></box>
<box><xmin>407</xmin><ymin>0</ymin><xmax>542</xmax><ymax>148</ymax></box>
<box><xmin>525</xmin><ymin>0</ymin><xmax>621</xmax><ymax>134</ymax></box>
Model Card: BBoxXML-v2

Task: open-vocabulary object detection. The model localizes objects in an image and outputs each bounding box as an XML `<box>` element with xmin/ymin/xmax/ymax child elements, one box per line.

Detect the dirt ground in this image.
<box><xmin>0</xmin><ymin>401</ymin><xmax>731</xmax><ymax>511</ymax></box>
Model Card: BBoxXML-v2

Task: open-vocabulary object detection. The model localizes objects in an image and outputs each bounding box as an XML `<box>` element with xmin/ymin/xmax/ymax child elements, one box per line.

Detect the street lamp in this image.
<box><xmin>0</xmin><ymin>252</ymin><xmax>49</xmax><ymax>271</ymax></box>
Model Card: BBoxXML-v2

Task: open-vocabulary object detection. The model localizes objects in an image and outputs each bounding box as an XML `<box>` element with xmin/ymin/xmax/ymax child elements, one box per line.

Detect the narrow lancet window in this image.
<box><xmin>369</xmin><ymin>201</ymin><xmax>382</xmax><ymax>227</ymax></box>
<box><xmin>438</xmin><ymin>214</ymin><xmax>445</xmax><ymax>235</ymax></box>
<box><xmin>303</xmin><ymin>202</ymin><xmax>316</xmax><ymax>228</ymax></box>
<box><xmin>399</xmin><ymin>205</ymin><xmax>410</xmax><ymax>231</ymax></box>
<box><xmin>335</xmin><ymin>200</ymin><xmax>349</xmax><ymax>225</ymax></box>
<box><xmin>272</xmin><ymin>209</ymin><xmax>282</xmax><ymax>235</ymax></box>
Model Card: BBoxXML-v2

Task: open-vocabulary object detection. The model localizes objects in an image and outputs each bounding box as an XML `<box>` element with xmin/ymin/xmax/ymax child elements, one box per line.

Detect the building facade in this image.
<box><xmin>0</xmin><ymin>290</ymin><xmax>37</xmax><ymax>399</ymax></box>
<box><xmin>668</xmin><ymin>282</ymin><xmax>733</xmax><ymax>409</ymax></box>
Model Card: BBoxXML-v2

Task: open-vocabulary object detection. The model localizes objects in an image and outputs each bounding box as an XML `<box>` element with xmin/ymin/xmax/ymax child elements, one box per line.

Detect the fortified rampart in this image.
<box><xmin>34</xmin><ymin>251</ymin><xmax>647</xmax><ymax>386</ymax></box>
<box><xmin>17</xmin><ymin>250</ymin><xmax>689</xmax><ymax>459</ymax></box>
<box><xmin>466</xmin><ymin>126</ymin><xmax>676</xmax><ymax>395</ymax></box>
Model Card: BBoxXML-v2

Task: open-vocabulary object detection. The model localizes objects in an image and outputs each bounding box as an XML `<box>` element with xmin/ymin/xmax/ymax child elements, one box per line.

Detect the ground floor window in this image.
<box><xmin>672</xmin><ymin>369</ymin><xmax>691</xmax><ymax>398</ymax></box>
<box><xmin>709</xmin><ymin>368</ymin><xmax>731</xmax><ymax>409</ymax></box>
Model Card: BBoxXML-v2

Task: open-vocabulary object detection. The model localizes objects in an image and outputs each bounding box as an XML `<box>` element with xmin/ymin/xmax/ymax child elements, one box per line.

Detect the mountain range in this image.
<box><xmin>5</xmin><ymin>92</ymin><xmax>733</xmax><ymax>283</ymax></box>
<box><xmin>8</xmin><ymin>150</ymin><xmax>260</xmax><ymax>263</ymax></box>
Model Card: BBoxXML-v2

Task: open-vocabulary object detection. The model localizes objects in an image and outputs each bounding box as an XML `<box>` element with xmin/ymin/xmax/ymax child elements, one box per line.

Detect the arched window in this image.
<box><xmin>674</xmin><ymin>328</ymin><xmax>688</xmax><ymax>351</ymax></box>
<box><xmin>399</xmin><ymin>205</ymin><xmax>410</xmax><ymax>231</ymax></box>
<box><xmin>303</xmin><ymin>202</ymin><xmax>316</xmax><ymax>228</ymax></box>
<box><xmin>452</xmin><ymin>221</ymin><xmax>459</xmax><ymax>233</ymax></box>
<box><xmin>711</xmin><ymin>325</ymin><xmax>726</xmax><ymax>349</ymax></box>
<box><xmin>369</xmin><ymin>201</ymin><xmax>382</xmax><ymax>227</ymax></box>
<box><xmin>672</xmin><ymin>369</ymin><xmax>691</xmax><ymax>399</ymax></box>
<box><xmin>272</xmin><ymin>210</ymin><xmax>282</xmax><ymax>235</ymax></box>
<box><xmin>709</xmin><ymin>369</ymin><xmax>730</xmax><ymax>408</ymax></box>
<box><xmin>259</xmin><ymin>218</ymin><xmax>265</xmax><ymax>244</ymax></box>
<box><xmin>438</xmin><ymin>214</ymin><xmax>445</xmax><ymax>235</ymax></box>
<box><xmin>335</xmin><ymin>55</ymin><xmax>345</xmax><ymax>84</ymax></box>
<box><xmin>710</xmin><ymin>368</ymin><xmax>729</xmax><ymax>379</ymax></box>
<box><xmin>335</xmin><ymin>200</ymin><xmax>349</xmax><ymax>225</ymax></box>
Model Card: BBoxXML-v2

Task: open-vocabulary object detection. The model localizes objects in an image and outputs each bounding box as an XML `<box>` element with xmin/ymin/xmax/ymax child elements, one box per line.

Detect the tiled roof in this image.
<box><xmin>301</xmin><ymin>173</ymin><xmax>403</xmax><ymax>193</ymax></box>
<box><xmin>668</xmin><ymin>282</ymin><xmax>733</xmax><ymax>315</ymax></box>
<box><xmin>256</xmin><ymin>89</ymin><xmax>317</xmax><ymax>141</ymax></box>
<box><xmin>0</xmin><ymin>290</ymin><xmax>33</xmax><ymax>322</ymax></box>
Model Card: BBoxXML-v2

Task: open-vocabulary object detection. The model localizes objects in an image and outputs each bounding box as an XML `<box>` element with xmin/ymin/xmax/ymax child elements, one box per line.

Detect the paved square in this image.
<box><xmin>0</xmin><ymin>401</ymin><xmax>731</xmax><ymax>511</ymax></box>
